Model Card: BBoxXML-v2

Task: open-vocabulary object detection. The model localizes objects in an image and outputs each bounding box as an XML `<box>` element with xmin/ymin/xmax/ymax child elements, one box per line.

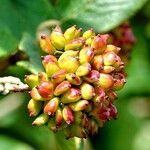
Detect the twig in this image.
<box><xmin>0</xmin><ymin>76</ymin><xmax>30</xmax><ymax>95</ymax></box>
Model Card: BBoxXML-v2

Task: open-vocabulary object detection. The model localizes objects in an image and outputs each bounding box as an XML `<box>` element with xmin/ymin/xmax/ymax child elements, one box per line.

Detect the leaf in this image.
<box><xmin>0</xmin><ymin>23</ymin><xmax>18</xmax><ymax>58</ymax></box>
<box><xmin>10</xmin><ymin>119</ymin><xmax>78</xmax><ymax>150</ymax></box>
<box><xmin>10</xmin><ymin>125</ymin><xmax>56</xmax><ymax>150</ymax></box>
<box><xmin>0</xmin><ymin>93</ymin><xmax>24</xmax><ymax>128</ymax></box>
<box><xmin>17</xmin><ymin>33</ymin><xmax>44</xmax><ymax>73</ymax></box>
<box><xmin>0</xmin><ymin>0</ymin><xmax>54</xmax><ymax>58</ymax></box>
<box><xmin>133</xmin><ymin>121</ymin><xmax>150</xmax><ymax>150</ymax></box>
<box><xmin>0</xmin><ymin>135</ymin><xmax>34</xmax><ymax>150</ymax></box>
<box><xmin>59</xmin><ymin>0</ymin><xmax>148</xmax><ymax>32</ymax></box>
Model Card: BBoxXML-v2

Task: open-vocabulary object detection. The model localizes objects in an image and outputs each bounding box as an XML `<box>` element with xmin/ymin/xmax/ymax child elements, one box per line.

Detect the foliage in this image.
<box><xmin>0</xmin><ymin>0</ymin><xmax>150</xmax><ymax>150</ymax></box>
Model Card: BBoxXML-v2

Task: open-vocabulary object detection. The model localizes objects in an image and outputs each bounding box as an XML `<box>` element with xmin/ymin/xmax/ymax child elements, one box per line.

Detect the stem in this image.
<box><xmin>54</xmin><ymin>50</ymin><xmax>63</xmax><ymax>58</ymax></box>
<box><xmin>0</xmin><ymin>76</ymin><xmax>30</xmax><ymax>95</ymax></box>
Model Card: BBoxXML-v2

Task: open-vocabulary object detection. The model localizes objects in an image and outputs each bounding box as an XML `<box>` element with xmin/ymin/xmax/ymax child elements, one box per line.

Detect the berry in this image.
<box><xmin>63</xmin><ymin>106</ymin><xmax>74</xmax><ymax>125</ymax></box>
<box><xmin>37</xmin><ymin>81</ymin><xmax>54</xmax><ymax>99</ymax></box>
<box><xmin>79</xmin><ymin>46</ymin><xmax>94</xmax><ymax>64</ymax></box>
<box><xmin>40</xmin><ymin>35</ymin><xmax>56</xmax><ymax>54</ymax></box>
<box><xmin>61</xmin><ymin>88</ymin><xmax>81</xmax><ymax>104</ymax></box>
<box><xmin>44</xmin><ymin>97</ymin><xmax>59</xmax><ymax>116</ymax></box>
<box><xmin>54</xmin><ymin>81</ymin><xmax>71</xmax><ymax>96</ymax></box>
<box><xmin>76</xmin><ymin>63</ymin><xmax>91</xmax><ymax>76</ymax></box>
<box><xmin>27</xmin><ymin>99</ymin><xmax>42</xmax><ymax>117</ymax></box>
<box><xmin>80</xmin><ymin>83</ymin><xmax>95</xmax><ymax>100</ymax></box>
<box><xmin>50</xmin><ymin>26</ymin><xmax>66</xmax><ymax>50</ymax></box>
<box><xmin>32</xmin><ymin>114</ymin><xmax>49</xmax><ymax>126</ymax></box>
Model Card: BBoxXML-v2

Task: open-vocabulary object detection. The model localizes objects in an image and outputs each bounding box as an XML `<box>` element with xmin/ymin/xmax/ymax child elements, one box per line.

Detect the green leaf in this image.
<box><xmin>17</xmin><ymin>33</ymin><xmax>44</xmax><ymax>73</ymax></box>
<box><xmin>0</xmin><ymin>135</ymin><xmax>34</xmax><ymax>150</ymax></box>
<box><xmin>10</xmin><ymin>119</ymin><xmax>78</xmax><ymax>150</ymax></box>
<box><xmin>0</xmin><ymin>93</ymin><xmax>24</xmax><ymax>128</ymax></box>
<box><xmin>133</xmin><ymin>121</ymin><xmax>150</xmax><ymax>150</ymax></box>
<box><xmin>0</xmin><ymin>0</ymin><xmax>54</xmax><ymax>58</ymax></box>
<box><xmin>0</xmin><ymin>23</ymin><xmax>18</xmax><ymax>58</ymax></box>
<box><xmin>59</xmin><ymin>0</ymin><xmax>148</xmax><ymax>32</ymax></box>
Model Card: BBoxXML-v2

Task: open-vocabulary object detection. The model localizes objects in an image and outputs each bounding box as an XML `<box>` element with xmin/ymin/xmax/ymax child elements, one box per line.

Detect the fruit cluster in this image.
<box><xmin>110</xmin><ymin>22</ymin><xmax>136</xmax><ymax>64</ymax></box>
<box><xmin>25</xmin><ymin>25</ymin><xmax>126</xmax><ymax>138</ymax></box>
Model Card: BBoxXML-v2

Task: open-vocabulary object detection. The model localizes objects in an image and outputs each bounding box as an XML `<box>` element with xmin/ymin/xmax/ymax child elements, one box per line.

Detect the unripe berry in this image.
<box><xmin>58</xmin><ymin>50</ymin><xmax>79</xmax><ymax>62</ymax></box>
<box><xmin>46</xmin><ymin>62</ymin><xmax>60</xmax><ymax>77</ymax></box>
<box><xmin>92</xmin><ymin>55</ymin><xmax>103</xmax><ymax>71</ymax></box>
<box><xmin>103</xmin><ymin>51</ymin><xmax>117</xmax><ymax>66</ymax></box>
<box><xmin>66</xmin><ymin>73</ymin><xmax>82</xmax><ymax>85</ymax></box>
<box><xmin>58</xmin><ymin>56</ymin><xmax>80</xmax><ymax>73</ymax></box>
<box><xmin>85</xmin><ymin>37</ymin><xmax>93</xmax><ymax>45</ymax></box>
<box><xmin>64</xmin><ymin>25</ymin><xmax>77</xmax><ymax>41</ymax></box>
<box><xmin>101</xmin><ymin>66</ymin><xmax>115</xmax><ymax>74</ymax></box>
<box><xmin>79</xmin><ymin>46</ymin><xmax>94</xmax><ymax>64</ymax></box>
<box><xmin>50</xmin><ymin>26</ymin><xmax>66</xmax><ymax>50</ymax></box>
<box><xmin>24</xmin><ymin>74</ymin><xmax>39</xmax><ymax>88</ymax></box>
<box><xmin>30</xmin><ymin>87</ymin><xmax>43</xmax><ymax>101</ymax></box>
<box><xmin>80</xmin><ymin>83</ymin><xmax>95</xmax><ymax>100</ymax></box>
<box><xmin>65</xmin><ymin>38</ymin><xmax>84</xmax><ymax>51</ymax></box>
<box><xmin>38</xmin><ymin>72</ymin><xmax>48</xmax><ymax>82</ymax></box>
<box><xmin>42</xmin><ymin>55</ymin><xmax>60</xmax><ymax>77</ymax></box>
<box><xmin>97</xmin><ymin>73</ymin><xmax>114</xmax><ymax>89</ymax></box>
<box><xmin>82</xmin><ymin>29</ymin><xmax>95</xmax><ymax>39</ymax></box>
<box><xmin>40</xmin><ymin>35</ymin><xmax>56</xmax><ymax>54</ymax></box>
<box><xmin>69</xmin><ymin>100</ymin><xmax>89</xmax><ymax>111</ymax></box>
<box><xmin>32</xmin><ymin>114</ymin><xmax>49</xmax><ymax>126</ymax></box>
<box><xmin>74</xmin><ymin>28</ymin><xmax>82</xmax><ymax>38</ymax></box>
<box><xmin>76</xmin><ymin>63</ymin><xmax>91</xmax><ymax>76</ymax></box>
<box><xmin>51</xmin><ymin>69</ymin><xmax>67</xmax><ymax>84</ymax></box>
<box><xmin>61</xmin><ymin>88</ymin><xmax>81</xmax><ymax>104</ymax></box>
<box><xmin>27</xmin><ymin>99</ymin><xmax>42</xmax><ymax>117</ymax></box>
<box><xmin>105</xmin><ymin>44</ymin><xmax>120</xmax><ymax>54</ymax></box>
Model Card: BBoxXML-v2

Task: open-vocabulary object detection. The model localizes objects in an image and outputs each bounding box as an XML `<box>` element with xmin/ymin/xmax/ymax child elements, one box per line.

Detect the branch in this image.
<box><xmin>0</xmin><ymin>76</ymin><xmax>30</xmax><ymax>95</ymax></box>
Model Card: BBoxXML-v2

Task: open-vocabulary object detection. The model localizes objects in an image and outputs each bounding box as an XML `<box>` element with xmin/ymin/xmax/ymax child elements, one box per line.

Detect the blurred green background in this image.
<box><xmin>0</xmin><ymin>0</ymin><xmax>150</xmax><ymax>150</ymax></box>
